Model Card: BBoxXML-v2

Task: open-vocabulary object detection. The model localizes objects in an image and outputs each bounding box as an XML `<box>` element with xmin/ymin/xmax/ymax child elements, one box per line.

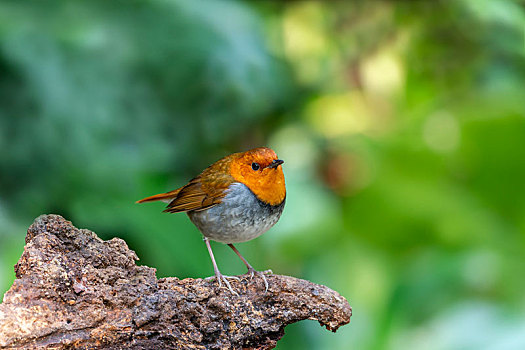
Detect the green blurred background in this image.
<box><xmin>1</xmin><ymin>0</ymin><xmax>525</xmax><ymax>349</ymax></box>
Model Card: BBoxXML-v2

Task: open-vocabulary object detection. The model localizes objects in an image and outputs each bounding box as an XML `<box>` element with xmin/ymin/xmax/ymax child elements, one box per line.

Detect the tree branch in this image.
<box><xmin>0</xmin><ymin>215</ymin><xmax>352</xmax><ymax>349</ymax></box>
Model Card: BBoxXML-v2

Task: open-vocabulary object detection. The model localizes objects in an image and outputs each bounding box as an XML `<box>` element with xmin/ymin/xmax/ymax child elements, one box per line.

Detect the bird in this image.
<box><xmin>137</xmin><ymin>147</ymin><xmax>285</xmax><ymax>294</ymax></box>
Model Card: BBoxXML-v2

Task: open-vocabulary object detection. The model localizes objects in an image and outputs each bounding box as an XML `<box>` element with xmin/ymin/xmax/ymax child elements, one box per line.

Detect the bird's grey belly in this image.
<box><xmin>187</xmin><ymin>182</ymin><xmax>285</xmax><ymax>243</ymax></box>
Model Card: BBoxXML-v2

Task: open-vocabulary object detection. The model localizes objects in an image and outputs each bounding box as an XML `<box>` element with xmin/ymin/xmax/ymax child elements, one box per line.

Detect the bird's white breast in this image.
<box><xmin>187</xmin><ymin>182</ymin><xmax>285</xmax><ymax>243</ymax></box>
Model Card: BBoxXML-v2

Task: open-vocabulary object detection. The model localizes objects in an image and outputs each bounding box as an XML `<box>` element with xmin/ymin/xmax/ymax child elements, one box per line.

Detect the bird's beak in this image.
<box><xmin>267</xmin><ymin>159</ymin><xmax>284</xmax><ymax>169</ymax></box>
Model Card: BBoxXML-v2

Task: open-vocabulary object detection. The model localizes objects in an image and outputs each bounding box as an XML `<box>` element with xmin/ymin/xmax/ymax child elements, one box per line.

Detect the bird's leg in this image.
<box><xmin>204</xmin><ymin>237</ymin><xmax>238</xmax><ymax>295</ymax></box>
<box><xmin>227</xmin><ymin>243</ymin><xmax>270</xmax><ymax>292</ymax></box>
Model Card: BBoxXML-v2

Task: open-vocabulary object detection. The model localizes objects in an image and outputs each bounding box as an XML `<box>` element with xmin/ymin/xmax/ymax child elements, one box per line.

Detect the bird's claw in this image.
<box><xmin>209</xmin><ymin>274</ymin><xmax>239</xmax><ymax>295</ymax></box>
<box><xmin>207</xmin><ymin>270</ymin><xmax>272</xmax><ymax>294</ymax></box>
<box><xmin>247</xmin><ymin>268</ymin><xmax>271</xmax><ymax>292</ymax></box>
<box><xmin>220</xmin><ymin>275</ymin><xmax>239</xmax><ymax>296</ymax></box>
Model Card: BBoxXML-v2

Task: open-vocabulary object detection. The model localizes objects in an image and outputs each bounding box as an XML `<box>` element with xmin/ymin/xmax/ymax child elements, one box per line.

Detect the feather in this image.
<box><xmin>136</xmin><ymin>188</ymin><xmax>182</xmax><ymax>203</ymax></box>
<box><xmin>138</xmin><ymin>152</ymin><xmax>239</xmax><ymax>212</ymax></box>
<box><xmin>163</xmin><ymin>168</ymin><xmax>235</xmax><ymax>213</ymax></box>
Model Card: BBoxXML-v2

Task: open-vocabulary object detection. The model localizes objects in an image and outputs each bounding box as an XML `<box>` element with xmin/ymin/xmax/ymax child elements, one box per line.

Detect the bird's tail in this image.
<box><xmin>136</xmin><ymin>188</ymin><xmax>182</xmax><ymax>204</ymax></box>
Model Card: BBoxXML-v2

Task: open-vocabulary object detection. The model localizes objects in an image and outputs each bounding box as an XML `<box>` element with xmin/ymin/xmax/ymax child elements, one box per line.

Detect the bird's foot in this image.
<box><xmin>246</xmin><ymin>268</ymin><xmax>272</xmax><ymax>292</ymax></box>
<box><xmin>206</xmin><ymin>274</ymin><xmax>240</xmax><ymax>295</ymax></box>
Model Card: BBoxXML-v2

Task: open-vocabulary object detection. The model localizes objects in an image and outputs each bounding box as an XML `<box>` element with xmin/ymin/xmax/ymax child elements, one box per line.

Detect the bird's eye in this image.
<box><xmin>251</xmin><ymin>162</ymin><xmax>260</xmax><ymax>171</ymax></box>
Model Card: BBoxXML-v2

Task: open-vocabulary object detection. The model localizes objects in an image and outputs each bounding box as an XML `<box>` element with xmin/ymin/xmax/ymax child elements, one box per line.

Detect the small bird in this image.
<box><xmin>137</xmin><ymin>147</ymin><xmax>285</xmax><ymax>294</ymax></box>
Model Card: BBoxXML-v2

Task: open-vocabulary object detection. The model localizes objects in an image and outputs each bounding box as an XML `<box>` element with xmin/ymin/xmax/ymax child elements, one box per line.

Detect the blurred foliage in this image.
<box><xmin>1</xmin><ymin>0</ymin><xmax>525</xmax><ymax>349</ymax></box>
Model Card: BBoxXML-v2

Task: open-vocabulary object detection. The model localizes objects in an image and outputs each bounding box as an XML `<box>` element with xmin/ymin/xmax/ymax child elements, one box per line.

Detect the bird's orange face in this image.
<box><xmin>229</xmin><ymin>147</ymin><xmax>286</xmax><ymax>206</ymax></box>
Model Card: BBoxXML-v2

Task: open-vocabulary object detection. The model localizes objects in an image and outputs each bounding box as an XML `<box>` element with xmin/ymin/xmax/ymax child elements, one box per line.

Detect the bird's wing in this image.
<box><xmin>163</xmin><ymin>173</ymin><xmax>233</xmax><ymax>213</ymax></box>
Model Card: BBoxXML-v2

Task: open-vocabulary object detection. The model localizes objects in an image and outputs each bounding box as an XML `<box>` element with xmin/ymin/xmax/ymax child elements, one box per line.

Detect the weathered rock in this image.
<box><xmin>0</xmin><ymin>215</ymin><xmax>351</xmax><ymax>349</ymax></box>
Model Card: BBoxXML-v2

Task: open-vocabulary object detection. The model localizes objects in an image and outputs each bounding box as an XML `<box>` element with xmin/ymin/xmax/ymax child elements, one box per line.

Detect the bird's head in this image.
<box><xmin>229</xmin><ymin>147</ymin><xmax>286</xmax><ymax>206</ymax></box>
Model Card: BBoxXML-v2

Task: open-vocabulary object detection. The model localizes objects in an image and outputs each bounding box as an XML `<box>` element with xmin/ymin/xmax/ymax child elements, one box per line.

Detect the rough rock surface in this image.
<box><xmin>0</xmin><ymin>215</ymin><xmax>352</xmax><ymax>349</ymax></box>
